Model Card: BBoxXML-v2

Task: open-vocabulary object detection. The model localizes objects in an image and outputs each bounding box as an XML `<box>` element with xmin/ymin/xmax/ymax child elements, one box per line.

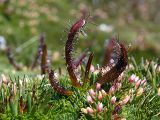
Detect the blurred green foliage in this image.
<box><xmin>0</xmin><ymin>0</ymin><xmax>160</xmax><ymax>67</ymax></box>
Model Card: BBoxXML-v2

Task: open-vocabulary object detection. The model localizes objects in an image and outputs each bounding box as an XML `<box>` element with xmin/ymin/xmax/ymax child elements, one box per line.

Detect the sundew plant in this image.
<box><xmin>0</xmin><ymin>16</ymin><xmax>160</xmax><ymax>120</ymax></box>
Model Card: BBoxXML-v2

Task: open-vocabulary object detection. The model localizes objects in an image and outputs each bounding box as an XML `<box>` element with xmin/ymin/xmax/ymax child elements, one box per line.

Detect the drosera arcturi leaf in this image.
<box><xmin>41</xmin><ymin>44</ymin><xmax>49</xmax><ymax>74</ymax></box>
<box><xmin>65</xmin><ymin>18</ymin><xmax>87</xmax><ymax>87</ymax></box>
<box><xmin>6</xmin><ymin>47</ymin><xmax>22</xmax><ymax>71</ymax></box>
<box><xmin>31</xmin><ymin>33</ymin><xmax>45</xmax><ymax>70</ymax></box>
<box><xmin>49</xmin><ymin>70</ymin><xmax>73</xmax><ymax>96</ymax></box>
<box><xmin>84</xmin><ymin>52</ymin><xmax>94</xmax><ymax>84</ymax></box>
<box><xmin>72</xmin><ymin>49</ymin><xmax>89</xmax><ymax>69</ymax></box>
<box><xmin>97</xmin><ymin>43</ymin><xmax>128</xmax><ymax>86</ymax></box>
<box><xmin>102</xmin><ymin>38</ymin><xmax>116</xmax><ymax>67</ymax></box>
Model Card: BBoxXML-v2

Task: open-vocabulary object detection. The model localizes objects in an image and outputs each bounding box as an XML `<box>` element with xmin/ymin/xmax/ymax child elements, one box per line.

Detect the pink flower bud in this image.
<box><xmin>109</xmin><ymin>86</ymin><xmax>116</xmax><ymax>94</ymax></box>
<box><xmin>134</xmin><ymin>76</ymin><xmax>139</xmax><ymax>83</ymax></box>
<box><xmin>128</xmin><ymin>74</ymin><xmax>136</xmax><ymax>83</ymax></box>
<box><xmin>98</xmin><ymin>91</ymin><xmax>103</xmax><ymax>101</ymax></box>
<box><xmin>86</xmin><ymin>107</ymin><xmax>94</xmax><ymax>114</ymax></box>
<box><xmin>136</xmin><ymin>87</ymin><xmax>144</xmax><ymax>96</ymax></box>
<box><xmin>87</xmin><ymin>95</ymin><xmax>94</xmax><ymax>104</ymax></box>
<box><xmin>96</xmin><ymin>83</ymin><xmax>101</xmax><ymax>90</ymax></box>
<box><xmin>1</xmin><ymin>74</ymin><xmax>9</xmax><ymax>85</ymax></box>
<box><xmin>111</xmin><ymin>96</ymin><xmax>116</xmax><ymax>104</ymax></box>
<box><xmin>120</xmin><ymin>95</ymin><xmax>130</xmax><ymax>105</ymax></box>
<box><xmin>116</xmin><ymin>82</ymin><xmax>122</xmax><ymax>90</ymax></box>
<box><xmin>129</xmin><ymin>88</ymin><xmax>134</xmax><ymax>94</ymax></box>
<box><xmin>158</xmin><ymin>88</ymin><xmax>160</xmax><ymax>96</ymax></box>
<box><xmin>89</xmin><ymin>89</ymin><xmax>96</xmax><ymax>97</ymax></box>
<box><xmin>141</xmin><ymin>79</ymin><xmax>146</xmax><ymax>86</ymax></box>
<box><xmin>97</xmin><ymin>102</ymin><xmax>103</xmax><ymax>112</ymax></box>
<box><xmin>81</xmin><ymin>108</ymin><xmax>88</xmax><ymax>114</ymax></box>
<box><xmin>118</xmin><ymin>73</ymin><xmax>124</xmax><ymax>82</ymax></box>
<box><xmin>13</xmin><ymin>82</ymin><xmax>17</xmax><ymax>96</ymax></box>
<box><xmin>135</xmin><ymin>80</ymin><xmax>141</xmax><ymax>88</ymax></box>
<box><xmin>101</xmin><ymin>89</ymin><xmax>107</xmax><ymax>97</ymax></box>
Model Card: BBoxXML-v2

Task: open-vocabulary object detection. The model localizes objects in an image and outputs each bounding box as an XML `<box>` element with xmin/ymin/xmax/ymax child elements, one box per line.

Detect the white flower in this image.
<box><xmin>1</xmin><ymin>74</ymin><xmax>9</xmax><ymax>84</ymax></box>
<box><xmin>98</xmin><ymin>24</ymin><xmax>113</xmax><ymax>33</ymax></box>
<box><xmin>96</xmin><ymin>83</ymin><xmax>101</xmax><ymax>90</ymax></box>
<box><xmin>0</xmin><ymin>36</ymin><xmax>6</xmax><ymax>50</ymax></box>
<box><xmin>134</xmin><ymin>77</ymin><xmax>139</xmax><ymax>83</ymax></box>
<box><xmin>37</xmin><ymin>74</ymin><xmax>45</xmax><ymax>80</ymax></box>
<box><xmin>81</xmin><ymin>108</ymin><xmax>88</xmax><ymax>114</ymax></box>
<box><xmin>87</xmin><ymin>95</ymin><xmax>94</xmax><ymax>104</ymax></box>
<box><xmin>158</xmin><ymin>88</ymin><xmax>160</xmax><ymax>96</ymax></box>
<box><xmin>101</xmin><ymin>89</ymin><xmax>107</xmax><ymax>97</ymax></box>
<box><xmin>97</xmin><ymin>102</ymin><xmax>103</xmax><ymax>112</ymax></box>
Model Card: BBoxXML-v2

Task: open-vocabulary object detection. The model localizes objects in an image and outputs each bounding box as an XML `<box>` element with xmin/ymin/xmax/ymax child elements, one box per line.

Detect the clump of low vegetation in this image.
<box><xmin>0</xmin><ymin>15</ymin><xmax>160</xmax><ymax>120</ymax></box>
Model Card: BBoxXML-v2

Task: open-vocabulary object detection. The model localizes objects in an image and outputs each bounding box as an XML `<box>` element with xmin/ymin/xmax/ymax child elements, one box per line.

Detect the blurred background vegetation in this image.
<box><xmin>0</xmin><ymin>0</ymin><xmax>159</xmax><ymax>70</ymax></box>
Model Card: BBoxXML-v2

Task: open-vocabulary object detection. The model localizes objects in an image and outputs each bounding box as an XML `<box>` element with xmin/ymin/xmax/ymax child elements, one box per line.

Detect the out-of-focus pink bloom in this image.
<box><xmin>109</xmin><ymin>86</ymin><xmax>116</xmax><ymax>94</ymax></box>
<box><xmin>86</xmin><ymin>107</ymin><xmax>94</xmax><ymax>114</ymax></box>
<box><xmin>101</xmin><ymin>89</ymin><xmax>107</xmax><ymax>97</ymax></box>
<box><xmin>90</xmin><ymin>65</ymin><xmax>95</xmax><ymax>73</ymax></box>
<box><xmin>81</xmin><ymin>108</ymin><xmax>88</xmax><ymax>114</ymax></box>
<box><xmin>98</xmin><ymin>91</ymin><xmax>103</xmax><ymax>101</ymax></box>
<box><xmin>136</xmin><ymin>87</ymin><xmax>144</xmax><ymax>96</ymax></box>
<box><xmin>111</xmin><ymin>96</ymin><xmax>116</xmax><ymax>104</ymax></box>
<box><xmin>120</xmin><ymin>95</ymin><xmax>130</xmax><ymax>105</ymax></box>
<box><xmin>97</xmin><ymin>102</ymin><xmax>103</xmax><ymax>112</ymax></box>
<box><xmin>96</xmin><ymin>83</ymin><xmax>101</xmax><ymax>90</ymax></box>
<box><xmin>89</xmin><ymin>89</ymin><xmax>96</xmax><ymax>97</ymax></box>
<box><xmin>87</xmin><ymin>95</ymin><xmax>94</xmax><ymax>104</ymax></box>
<box><xmin>128</xmin><ymin>74</ymin><xmax>136</xmax><ymax>83</ymax></box>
